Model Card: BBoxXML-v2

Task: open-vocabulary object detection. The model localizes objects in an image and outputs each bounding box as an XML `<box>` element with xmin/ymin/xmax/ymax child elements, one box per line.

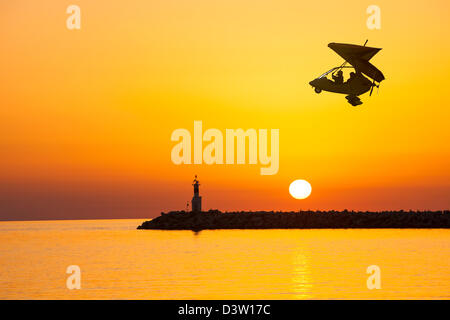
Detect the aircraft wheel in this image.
<box><xmin>314</xmin><ymin>88</ymin><xmax>322</xmax><ymax>94</ymax></box>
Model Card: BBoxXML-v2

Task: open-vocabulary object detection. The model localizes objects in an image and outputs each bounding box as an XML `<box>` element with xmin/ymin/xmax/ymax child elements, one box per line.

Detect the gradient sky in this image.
<box><xmin>1</xmin><ymin>0</ymin><xmax>449</xmax><ymax>220</ymax></box>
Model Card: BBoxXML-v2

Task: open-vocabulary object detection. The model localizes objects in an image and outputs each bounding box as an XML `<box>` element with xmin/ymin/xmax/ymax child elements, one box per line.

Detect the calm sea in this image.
<box><xmin>0</xmin><ymin>219</ymin><xmax>449</xmax><ymax>299</ymax></box>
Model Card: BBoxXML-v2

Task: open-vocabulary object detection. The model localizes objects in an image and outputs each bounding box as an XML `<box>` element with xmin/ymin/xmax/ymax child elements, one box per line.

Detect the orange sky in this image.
<box><xmin>1</xmin><ymin>1</ymin><xmax>449</xmax><ymax>220</ymax></box>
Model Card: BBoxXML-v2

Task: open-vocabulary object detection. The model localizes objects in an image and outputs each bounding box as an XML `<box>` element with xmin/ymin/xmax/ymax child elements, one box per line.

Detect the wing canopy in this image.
<box><xmin>328</xmin><ymin>42</ymin><xmax>385</xmax><ymax>82</ymax></box>
<box><xmin>328</xmin><ymin>43</ymin><xmax>381</xmax><ymax>61</ymax></box>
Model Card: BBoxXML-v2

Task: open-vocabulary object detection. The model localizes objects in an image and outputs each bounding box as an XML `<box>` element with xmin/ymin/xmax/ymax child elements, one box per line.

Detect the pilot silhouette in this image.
<box><xmin>347</xmin><ymin>71</ymin><xmax>358</xmax><ymax>84</ymax></box>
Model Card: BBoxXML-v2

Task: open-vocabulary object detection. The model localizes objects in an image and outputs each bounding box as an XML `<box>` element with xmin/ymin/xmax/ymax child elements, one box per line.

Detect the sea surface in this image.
<box><xmin>0</xmin><ymin>219</ymin><xmax>449</xmax><ymax>299</ymax></box>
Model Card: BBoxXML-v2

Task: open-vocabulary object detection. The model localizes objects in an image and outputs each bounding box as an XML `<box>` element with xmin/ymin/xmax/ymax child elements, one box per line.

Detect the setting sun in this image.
<box><xmin>289</xmin><ymin>180</ymin><xmax>312</xmax><ymax>199</ymax></box>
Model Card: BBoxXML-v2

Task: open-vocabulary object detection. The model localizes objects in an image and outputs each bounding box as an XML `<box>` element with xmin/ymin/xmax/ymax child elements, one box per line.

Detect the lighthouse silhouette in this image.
<box><xmin>191</xmin><ymin>175</ymin><xmax>202</xmax><ymax>213</ymax></box>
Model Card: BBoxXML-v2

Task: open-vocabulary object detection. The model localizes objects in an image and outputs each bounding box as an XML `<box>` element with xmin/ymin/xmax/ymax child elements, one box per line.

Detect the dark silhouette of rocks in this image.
<box><xmin>137</xmin><ymin>210</ymin><xmax>450</xmax><ymax>230</ymax></box>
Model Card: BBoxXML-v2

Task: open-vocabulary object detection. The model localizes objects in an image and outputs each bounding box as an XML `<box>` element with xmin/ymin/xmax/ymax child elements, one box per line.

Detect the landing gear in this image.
<box><xmin>345</xmin><ymin>95</ymin><xmax>362</xmax><ymax>106</ymax></box>
<box><xmin>314</xmin><ymin>88</ymin><xmax>322</xmax><ymax>94</ymax></box>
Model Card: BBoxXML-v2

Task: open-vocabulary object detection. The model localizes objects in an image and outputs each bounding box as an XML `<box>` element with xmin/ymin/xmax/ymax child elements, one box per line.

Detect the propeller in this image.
<box><xmin>369</xmin><ymin>80</ymin><xmax>380</xmax><ymax>96</ymax></box>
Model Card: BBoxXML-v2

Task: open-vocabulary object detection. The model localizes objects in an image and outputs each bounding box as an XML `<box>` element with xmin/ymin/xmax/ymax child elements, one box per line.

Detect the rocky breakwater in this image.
<box><xmin>137</xmin><ymin>210</ymin><xmax>450</xmax><ymax>230</ymax></box>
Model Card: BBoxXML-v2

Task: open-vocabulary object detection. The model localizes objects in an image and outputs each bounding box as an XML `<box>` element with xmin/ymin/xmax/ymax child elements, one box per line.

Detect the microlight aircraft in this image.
<box><xmin>309</xmin><ymin>41</ymin><xmax>385</xmax><ymax>106</ymax></box>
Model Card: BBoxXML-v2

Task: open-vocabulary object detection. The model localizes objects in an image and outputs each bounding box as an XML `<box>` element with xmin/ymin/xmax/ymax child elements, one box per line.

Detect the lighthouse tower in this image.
<box><xmin>191</xmin><ymin>175</ymin><xmax>202</xmax><ymax>213</ymax></box>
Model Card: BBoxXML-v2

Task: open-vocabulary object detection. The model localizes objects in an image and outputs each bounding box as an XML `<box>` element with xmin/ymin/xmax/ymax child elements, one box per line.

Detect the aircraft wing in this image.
<box><xmin>328</xmin><ymin>42</ymin><xmax>385</xmax><ymax>82</ymax></box>
<box><xmin>328</xmin><ymin>43</ymin><xmax>381</xmax><ymax>61</ymax></box>
<box><xmin>351</xmin><ymin>59</ymin><xmax>385</xmax><ymax>82</ymax></box>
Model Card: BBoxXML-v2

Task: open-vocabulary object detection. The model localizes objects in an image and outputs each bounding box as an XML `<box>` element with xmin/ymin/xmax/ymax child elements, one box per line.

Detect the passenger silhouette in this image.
<box><xmin>332</xmin><ymin>70</ymin><xmax>344</xmax><ymax>84</ymax></box>
<box><xmin>346</xmin><ymin>71</ymin><xmax>360</xmax><ymax>85</ymax></box>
